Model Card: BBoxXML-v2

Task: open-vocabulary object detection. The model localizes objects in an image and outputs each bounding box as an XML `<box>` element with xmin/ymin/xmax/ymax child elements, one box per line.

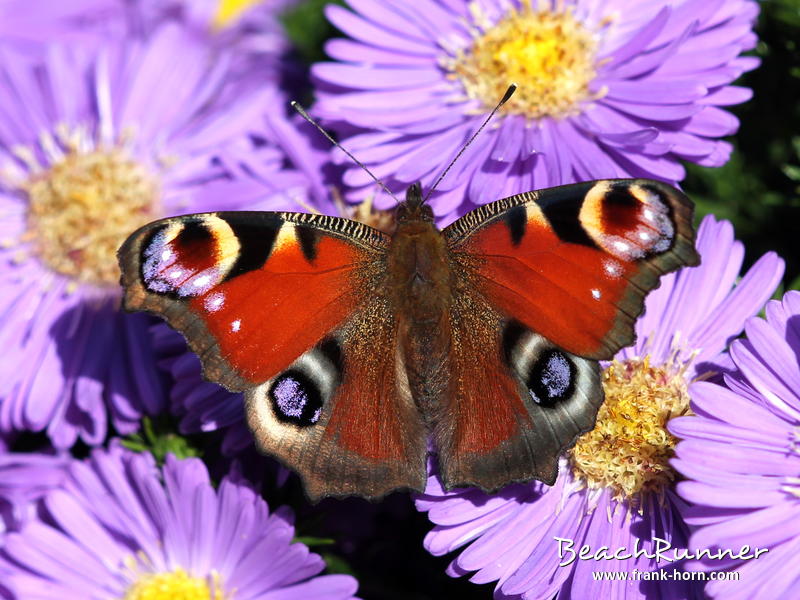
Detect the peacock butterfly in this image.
<box><xmin>118</xmin><ymin>178</ymin><xmax>698</xmax><ymax>501</ymax></box>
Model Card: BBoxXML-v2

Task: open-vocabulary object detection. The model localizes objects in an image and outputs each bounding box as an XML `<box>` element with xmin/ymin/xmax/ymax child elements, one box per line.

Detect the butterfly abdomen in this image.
<box><xmin>387</xmin><ymin>215</ymin><xmax>455</xmax><ymax>416</ymax></box>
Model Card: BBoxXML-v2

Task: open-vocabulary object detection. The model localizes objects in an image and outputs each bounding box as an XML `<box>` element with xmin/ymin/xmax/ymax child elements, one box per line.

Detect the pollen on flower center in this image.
<box><xmin>447</xmin><ymin>0</ymin><xmax>601</xmax><ymax>119</ymax></box>
<box><xmin>124</xmin><ymin>568</ymin><xmax>225</xmax><ymax>600</ymax></box>
<box><xmin>569</xmin><ymin>356</ymin><xmax>692</xmax><ymax>501</ymax></box>
<box><xmin>213</xmin><ymin>0</ymin><xmax>262</xmax><ymax>29</ymax></box>
<box><xmin>25</xmin><ymin>148</ymin><xmax>159</xmax><ymax>287</ymax></box>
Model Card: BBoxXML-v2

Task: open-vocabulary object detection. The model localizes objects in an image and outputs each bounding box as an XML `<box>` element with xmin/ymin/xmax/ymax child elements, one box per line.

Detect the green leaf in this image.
<box><xmin>294</xmin><ymin>536</ymin><xmax>337</xmax><ymax>547</ymax></box>
<box><xmin>122</xmin><ymin>417</ymin><xmax>201</xmax><ymax>464</ymax></box>
<box><xmin>281</xmin><ymin>0</ymin><xmax>344</xmax><ymax>65</ymax></box>
<box><xmin>319</xmin><ymin>552</ymin><xmax>357</xmax><ymax>576</ymax></box>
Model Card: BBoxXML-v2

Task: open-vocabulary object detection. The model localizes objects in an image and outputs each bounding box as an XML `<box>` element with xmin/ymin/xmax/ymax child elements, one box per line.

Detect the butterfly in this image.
<box><xmin>118</xmin><ymin>179</ymin><xmax>699</xmax><ymax>501</ymax></box>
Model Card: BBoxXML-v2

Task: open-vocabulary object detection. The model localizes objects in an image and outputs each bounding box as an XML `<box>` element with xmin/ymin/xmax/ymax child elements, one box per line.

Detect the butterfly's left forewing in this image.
<box><xmin>118</xmin><ymin>211</ymin><xmax>427</xmax><ymax>500</ymax></box>
<box><xmin>437</xmin><ymin>179</ymin><xmax>699</xmax><ymax>490</ymax></box>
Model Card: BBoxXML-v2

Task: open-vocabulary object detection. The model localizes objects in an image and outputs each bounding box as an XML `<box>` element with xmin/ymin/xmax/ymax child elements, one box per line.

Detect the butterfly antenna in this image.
<box><xmin>423</xmin><ymin>84</ymin><xmax>517</xmax><ymax>204</ymax></box>
<box><xmin>290</xmin><ymin>101</ymin><xmax>401</xmax><ymax>204</ymax></box>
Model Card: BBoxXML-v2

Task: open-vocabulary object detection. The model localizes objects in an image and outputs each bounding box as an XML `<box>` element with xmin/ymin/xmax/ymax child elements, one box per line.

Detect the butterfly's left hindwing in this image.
<box><xmin>246</xmin><ymin>299</ymin><xmax>427</xmax><ymax>500</ymax></box>
<box><xmin>119</xmin><ymin>211</ymin><xmax>427</xmax><ymax>500</ymax></box>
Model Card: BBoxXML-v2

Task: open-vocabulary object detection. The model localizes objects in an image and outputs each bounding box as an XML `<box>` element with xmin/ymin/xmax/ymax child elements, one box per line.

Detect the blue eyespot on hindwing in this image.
<box><xmin>502</xmin><ymin>320</ymin><xmax>589</xmax><ymax>408</ymax></box>
<box><xmin>266</xmin><ymin>337</ymin><xmax>343</xmax><ymax>428</ymax></box>
<box><xmin>269</xmin><ymin>370</ymin><xmax>323</xmax><ymax>426</ymax></box>
<box><xmin>525</xmin><ymin>348</ymin><xmax>576</xmax><ymax>407</ymax></box>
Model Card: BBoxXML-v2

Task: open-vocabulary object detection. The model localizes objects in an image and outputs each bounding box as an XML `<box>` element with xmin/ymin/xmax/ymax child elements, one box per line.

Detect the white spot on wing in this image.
<box><xmin>193</xmin><ymin>274</ymin><xmax>211</xmax><ymax>288</ymax></box>
<box><xmin>604</xmin><ymin>259</ymin><xmax>621</xmax><ymax>278</ymax></box>
<box><xmin>231</xmin><ymin>319</ymin><xmax>241</xmax><ymax>333</ymax></box>
<box><xmin>606</xmin><ymin>236</ymin><xmax>644</xmax><ymax>260</ymax></box>
<box><xmin>273</xmin><ymin>223</ymin><xmax>297</xmax><ymax>252</ymax></box>
<box><xmin>204</xmin><ymin>292</ymin><xmax>225</xmax><ymax>313</ymax></box>
<box><xmin>179</xmin><ymin>268</ymin><xmax>222</xmax><ymax>297</ymax></box>
<box><xmin>642</xmin><ymin>190</ymin><xmax>662</xmax><ymax>205</ymax></box>
<box><xmin>652</xmin><ymin>237</ymin><xmax>671</xmax><ymax>253</ymax></box>
<box><xmin>613</xmin><ymin>240</ymin><xmax>630</xmax><ymax>253</ymax></box>
<box><xmin>591</xmin><ymin>289</ymin><xmax>601</xmax><ymax>300</ymax></box>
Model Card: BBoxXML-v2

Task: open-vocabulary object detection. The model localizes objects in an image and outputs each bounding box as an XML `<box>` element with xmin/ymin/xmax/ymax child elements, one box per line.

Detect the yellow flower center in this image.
<box><xmin>447</xmin><ymin>0</ymin><xmax>602</xmax><ymax>119</ymax></box>
<box><xmin>24</xmin><ymin>147</ymin><xmax>159</xmax><ymax>287</ymax></box>
<box><xmin>349</xmin><ymin>194</ymin><xmax>395</xmax><ymax>234</ymax></box>
<box><xmin>213</xmin><ymin>0</ymin><xmax>263</xmax><ymax>28</ymax></box>
<box><xmin>124</xmin><ymin>568</ymin><xmax>225</xmax><ymax>600</ymax></box>
<box><xmin>569</xmin><ymin>356</ymin><xmax>691</xmax><ymax>502</ymax></box>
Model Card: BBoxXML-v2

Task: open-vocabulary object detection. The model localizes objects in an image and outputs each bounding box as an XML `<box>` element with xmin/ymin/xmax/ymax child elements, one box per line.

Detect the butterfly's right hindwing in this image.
<box><xmin>434</xmin><ymin>179</ymin><xmax>698</xmax><ymax>491</ymax></box>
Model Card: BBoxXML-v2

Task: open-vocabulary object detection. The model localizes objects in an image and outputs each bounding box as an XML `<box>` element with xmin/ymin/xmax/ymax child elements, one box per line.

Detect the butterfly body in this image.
<box><xmin>119</xmin><ymin>179</ymin><xmax>699</xmax><ymax>501</ymax></box>
<box><xmin>386</xmin><ymin>184</ymin><xmax>454</xmax><ymax>416</ymax></box>
<box><xmin>387</xmin><ymin>186</ymin><xmax>445</xmax><ymax>308</ymax></box>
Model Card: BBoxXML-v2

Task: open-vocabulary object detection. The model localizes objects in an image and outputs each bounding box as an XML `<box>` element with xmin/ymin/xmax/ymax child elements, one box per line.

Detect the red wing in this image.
<box><xmin>445</xmin><ymin>179</ymin><xmax>699</xmax><ymax>360</ymax></box>
<box><xmin>434</xmin><ymin>179</ymin><xmax>698</xmax><ymax>490</ymax></box>
<box><xmin>118</xmin><ymin>211</ymin><xmax>387</xmax><ymax>391</ymax></box>
<box><xmin>119</xmin><ymin>211</ymin><xmax>427</xmax><ymax>500</ymax></box>
<box><xmin>432</xmin><ymin>296</ymin><xmax>603</xmax><ymax>491</ymax></box>
<box><xmin>246</xmin><ymin>301</ymin><xmax>427</xmax><ymax>501</ymax></box>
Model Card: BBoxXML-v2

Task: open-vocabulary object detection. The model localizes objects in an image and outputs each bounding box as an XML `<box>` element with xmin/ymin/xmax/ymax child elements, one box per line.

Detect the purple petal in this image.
<box><xmin>604</xmin><ymin>79</ymin><xmax>707</xmax><ymax>104</ymax></box>
<box><xmin>313</xmin><ymin>62</ymin><xmax>443</xmax><ymax>89</ymax></box>
<box><xmin>601</xmin><ymin>7</ymin><xmax>671</xmax><ymax>65</ymax></box>
<box><xmin>325</xmin><ymin>4</ymin><xmax>435</xmax><ymax>54</ymax></box>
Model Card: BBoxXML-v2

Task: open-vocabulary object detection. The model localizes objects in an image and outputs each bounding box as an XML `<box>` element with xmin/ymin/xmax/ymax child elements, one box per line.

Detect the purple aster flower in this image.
<box><xmin>0</xmin><ymin>0</ymin><xmax>124</xmax><ymax>45</ymax></box>
<box><xmin>144</xmin><ymin>0</ymin><xmax>298</xmax><ymax>36</ymax></box>
<box><xmin>133</xmin><ymin>0</ymin><xmax>301</xmax><ymax>87</ymax></box>
<box><xmin>313</xmin><ymin>0</ymin><xmax>759</xmax><ymax>216</ymax></box>
<box><xmin>0</xmin><ymin>444</ymin><xmax>359</xmax><ymax>599</ymax></box>
<box><xmin>415</xmin><ymin>216</ymin><xmax>784</xmax><ymax>599</ymax></box>
<box><xmin>0</xmin><ymin>451</ymin><xmax>68</xmax><ymax>532</ymax></box>
<box><xmin>670</xmin><ymin>290</ymin><xmax>800</xmax><ymax>599</ymax></box>
<box><xmin>0</xmin><ymin>0</ymin><xmax>297</xmax><ymax>76</ymax></box>
<box><xmin>0</xmin><ymin>24</ymin><xmax>284</xmax><ymax>448</ymax></box>
<box><xmin>157</xmin><ymin>324</ymin><xmax>255</xmax><ymax>456</ymax></box>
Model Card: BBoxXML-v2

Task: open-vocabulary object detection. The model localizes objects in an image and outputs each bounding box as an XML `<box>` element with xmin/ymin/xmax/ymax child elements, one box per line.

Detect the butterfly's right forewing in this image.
<box><xmin>435</xmin><ymin>179</ymin><xmax>698</xmax><ymax>491</ymax></box>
